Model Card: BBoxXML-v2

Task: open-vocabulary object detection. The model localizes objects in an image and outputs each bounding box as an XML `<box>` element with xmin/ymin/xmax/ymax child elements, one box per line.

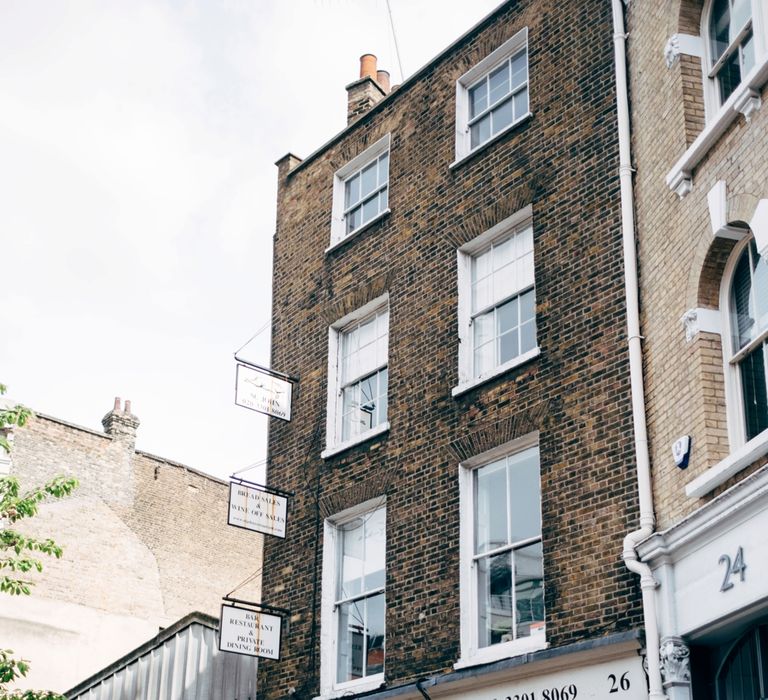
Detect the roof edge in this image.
<box><xmin>65</xmin><ymin>611</ymin><xmax>220</xmax><ymax>697</ymax></box>
<box><xmin>284</xmin><ymin>0</ymin><xmax>512</xmax><ymax>178</ymax></box>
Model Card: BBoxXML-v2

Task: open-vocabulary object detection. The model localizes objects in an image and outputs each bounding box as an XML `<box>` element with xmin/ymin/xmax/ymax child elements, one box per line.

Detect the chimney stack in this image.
<box><xmin>346</xmin><ymin>54</ymin><xmax>390</xmax><ymax>124</ymax></box>
<box><xmin>102</xmin><ymin>397</ymin><xmax>140</xmax><ymax>448</ymax></box>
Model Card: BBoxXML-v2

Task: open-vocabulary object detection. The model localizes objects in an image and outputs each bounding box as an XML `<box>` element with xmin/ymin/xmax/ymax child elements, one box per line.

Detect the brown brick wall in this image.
<box><xmin>626</xmin><ymin>0</ymin><xmax>768</xmax><ymax>528</ymax></box>
<box><xmin>261</xmin><ymin>1</ymin><xmax>643</xmax><ymax>696</ymax></box>
<box><xmin>10</xmin><ymin>410</ymin><xmax>261</xmax><ymax>624</ymax></box>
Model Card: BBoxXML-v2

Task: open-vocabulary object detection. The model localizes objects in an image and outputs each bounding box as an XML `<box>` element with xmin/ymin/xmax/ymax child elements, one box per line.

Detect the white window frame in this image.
<box><xmin>454</xmin><ymin>27</ymin><xmax>530</xmax><ymax>163</ymax></box>
<box><xmin>319</xmin><ymin>498</ymin><xmax>386</xmax><ymax>699</ymax></box>
<box><xmin>701</xmin><ymin>0</ymin><xmax>768</xmax><ymax>121</ymax></box>
<box><xmin>720</xmin><ymin>235</ymin><xmax>768</xmax><ymax>449</ymax></box>
<box><xmin>322</xmin><ymin>294</ymin><xmax>390</xmax><ymax>459</ymax></box>
<box><xmin>455</xmin><ymin>433</ymin><xmax>546</xmax><ymax>669</ymax></box>
<box><xmin>453</xmin><ymin>205</ymin><xmax>539</xmax><ymax>397</ymax></box>
<box><xmin>329</xmin><ymin>134</ymin><xmax>391</xmax><ymax>250</ymax></box>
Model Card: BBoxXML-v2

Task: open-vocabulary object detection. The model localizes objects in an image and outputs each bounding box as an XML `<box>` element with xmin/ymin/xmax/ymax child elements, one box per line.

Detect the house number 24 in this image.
<box><xmin>719</xmin><ymin>546</ymin><xmax>746</xmax><ymax>592</ymax></box>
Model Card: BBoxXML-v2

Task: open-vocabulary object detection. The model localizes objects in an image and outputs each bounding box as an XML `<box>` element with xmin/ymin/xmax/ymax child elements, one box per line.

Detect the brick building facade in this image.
<box><xmin>626</xmin><ymin>1</ymin><xmax>768</xmax><ymax>699</ymax></box>
<box><xmin>258</xmin><ymin>2</ymin><xmax>649</xmax><ymax>698</ymax></box>
<box><xmin>0</xmin><ymin>398</ymin><xmax>261</xmax><ymax>693</ymax></box>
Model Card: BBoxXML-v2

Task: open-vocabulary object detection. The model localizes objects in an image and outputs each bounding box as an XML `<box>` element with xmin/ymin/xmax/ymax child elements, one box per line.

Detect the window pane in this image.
<box><xmin>474</xmin><ymin>311</ymin><xmax>494</xmax><ymax>347</ymax></box>
<box><xmin>710</xmin><ymin>0</ymin><xmax>731</xmax><ymax>61</ymax></box>
<box><xmin>520</xmin><ymin>319</ymin><xmax>537</xmax><ymax>354</ymax></box>
<box><xmin>731</xmin><ymin>0</ymin><xmax>751</xmax><ymax>38</ymax></box>
<box><xmin>718</xmin><ymin>50</ymin><xmax>742</xmax><ymax>103</ymax></box>
<box><xmin>497</xmin><ymin>297</ymin><xmax>519</xmax><ymax>334</ymax></box>
<box><xmin>472</xmin><ymin>275</ymin><xmax>493</xmax><ymax>314</ymax></box>
<box><xmin>379</xmin><ymin>187</ymin><xmax>389</xmax><ymax>212</ymax></box>
<box><xmin>361</xmin><ymin>161</ymin><xmax>378</xmax><ymax>198</ymax></box>
<box><xmin>493</xmin><ymin>235</ymin><xmax>515</xmax><ymax>268</ymax></box>
<box><xmin>499</xmin><ymin>329</ymin><xmax>519</xmax><ymax>365</ymax></box>
<box><xmin>471</xmin><ymin>113</ymin><xmax>491</xmax><ymax>149</ymax></box>
<box><xmin>345</xmin><ymin>174</ymin><xmax>360</xmax><ymax>209</ymax></box>
<box><xmin>520</xmin><ymin>289</ymin><xmax>535</xmax><ymax>321</ymax></box>
<box><xmin>364</xmin><ymin>509</ymin><xmax>386</xmax><ymax>590</ymax></box>
<box><xmin>740</xmin><ymin>344</ymin><xmax>768</xmax><ymax>441</ymax></box>
<box><xmin>346</xmin><ymin>206</ymin><xmax>361</xmax><ymax>235</ymax></box>
<box><xmin>510</xmin><ymin>50</ymin><xmax>527</xmax><ymax>90</ymax></box>
<box><xmin>378</xmin><ymin>152</ymin><xmax>389</xmax><ymax>183</ymax></box>
<box><xmin>341</xmin><ymin>386</ymin><xmax>358</xmax><ymax>442</ymax></box>
<box><xmin>362</xmin><ymin>195</ymin><xmax>380</xmax><ymax>225</ymax></box>
<box><xmin>476</xmin><ymin>459</ymin><xmax>508</xmax><ymax>554</ymax></box>
<box><xmin>507</xmin><ymin>448</ymin><xmax>541</xmax><ymax>543</ymax></box>
<box><xmin>477</xmin><ymin>551</ymin><xmax>514</xmax><ymax>647</ymax></box>
<box><xmin>731</xmin><ymin>246</ymin><xmax>756</xmax><ymax>349</ymax></box>
<box><xmin>492</xmin><ymin>98</ymin><xmax>514</xmax><ymax>135</ymax></box>
<box><xmin>376</xmin><ymin>368</ymin><xmax>388</xmax><ymax>426</ymax></box>
<box><xmin>339</xmin><ymin>518</ymin><xmax>365</xmax><ymax>599</ymax></box>
<box><xmin>752</xmin><ymin>243</ymin><xmax>768</xmax><ymax>335</ymax></box>
<box><xmin>365</xmin><ymin>593</ymin><xmax>386</xmax><ymax>676</ymax></box>
<box><xmin>469</xmin><ymin>80</ymin><xmax>488</xmax><ymax>119</ymax></box>
<box><xmin>474</xmin><ymin>340</ymin><xmax>495</xmax><ymax>377</ymax></box>
<box><xmin>514</xmin><ymin>541</ymin><xmax>545</xmax><ymax>639</ymax></box>
<box><xmin>488</xmin><ymin>62</ymin><xmax>510</xmax><ymax>106</ymax></box>
<box><xmin>513</xmin><ymin>88</ymin><xmax>529</xmax><ymax>120</ymax></box>
<box><xmin>742</xmin><ymin>31</ymin><xmax>755</xmax><ymax>74</ymax></box>
<box><xmin>337</xmin><ymin>599</ymin><xmax>365</xmax><ymax>682</ymax></box>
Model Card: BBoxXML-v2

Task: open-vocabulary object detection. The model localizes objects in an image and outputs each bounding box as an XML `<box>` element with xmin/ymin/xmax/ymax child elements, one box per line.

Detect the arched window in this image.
<box><xmin>715</xmin><ymin>624</ymin><xmax>768</xmax><ymax>700</ymax></box>
<box><xmin>707</xmin><ymin>0</ymin><xmax>756</xmax><ymax>104</ymax></box>
<box><xmin>726</xmin><ymin>238</ymin><xmax>768</xmax><ymax>442</ymax></box>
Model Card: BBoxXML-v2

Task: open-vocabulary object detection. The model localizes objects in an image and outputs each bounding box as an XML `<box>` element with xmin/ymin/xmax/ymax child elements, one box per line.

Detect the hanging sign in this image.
<box><xmin>228</xmin><ymin>480</ymin><xmax>288</xmax><ymax>539</ymax></box>
<box><xmin>235</xmin><ymin>363</ymin><xmax>293</xmax><ymax>421</ymax></box>
<box><xmin>219</xmin><ymin>601</ymin><xmax>283</xmax><ymax>660</ymax></box>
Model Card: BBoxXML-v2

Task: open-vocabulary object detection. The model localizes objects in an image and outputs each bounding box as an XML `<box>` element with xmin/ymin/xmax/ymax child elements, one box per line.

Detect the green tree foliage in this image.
<box><xmin>0</xmin><ymin>385</ymin><xmax>78</xmax><ymax>700</ymax></box>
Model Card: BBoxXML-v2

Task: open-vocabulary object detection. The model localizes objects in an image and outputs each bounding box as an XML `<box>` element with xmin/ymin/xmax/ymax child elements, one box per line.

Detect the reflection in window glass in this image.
<box><xmin>468</xmin><ymin>47</ymin><xmax>529</xmax><ymax>150</ymax></box>
<box><xmin>344</xmin><ymin>152</ymin><xmax>390</xmax><ymax>236</ymax></box>
<box><xmin>335</xmin><ymin>508</ymin><xmax>386</xmax><ymax>684</ymax></box>
<box><xmin>730</xmin><ymin>240</ymin><xmax>768</xmax><ymax>440</ymax></box>
<box><xmin>474</xmin><ymin>446</ymin><xmax>543</xmax><ymax>648</ymax></box>
<box><xmin>471</xmin><ymin>226</ymin><xmax>536</xmax><ymax>376</ymax></box>
<box><xmin>340</xmin><ymin>309</ymin><xmax>389</xmax><ymax>442</ymax></box>
<box><xmin>709</xmin><ymin>0</ymin><xmax>754</xmax><ymax>104</ymax></box>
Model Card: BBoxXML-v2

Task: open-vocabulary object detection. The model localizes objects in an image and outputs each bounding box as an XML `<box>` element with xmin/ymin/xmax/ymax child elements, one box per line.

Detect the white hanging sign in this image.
<box><xmin>219</xmin><ymin>603</ymin><xmax>282</xmax><ymax>660</ymax></box>
<box><xmin>228</xmin><ymin>481</ymin><xmax>288</xmax><ymax>539</ymax></box>
<box><xmin>235</xmin><ymin>363</ymin><xmax>292</xmax><ymax>421</ymax></box>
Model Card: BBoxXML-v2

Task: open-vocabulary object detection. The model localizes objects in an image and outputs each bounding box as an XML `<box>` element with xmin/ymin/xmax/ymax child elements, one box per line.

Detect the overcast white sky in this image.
<box><xmin>0</xmin><ymin>0</ymin><xmax>502</xmax><ymax>481</ymax></box>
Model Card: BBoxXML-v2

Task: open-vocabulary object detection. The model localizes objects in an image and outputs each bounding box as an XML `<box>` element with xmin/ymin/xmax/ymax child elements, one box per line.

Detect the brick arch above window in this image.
<box><xmin>319</xmin><ymin>270</ymin><xmax>395</xmax><ymax>326</ymax></box>
<box><xmin>443</xmin><ymin>399</ymin><xmax>559</xmax><ymax>464</ymax></box>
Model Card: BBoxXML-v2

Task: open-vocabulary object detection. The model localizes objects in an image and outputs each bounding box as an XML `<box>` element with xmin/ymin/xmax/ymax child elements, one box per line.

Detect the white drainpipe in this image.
<box><xmin>611</xmin><ymin>2</ymin><xmax>666</xmax><ymax>700</ymax></box>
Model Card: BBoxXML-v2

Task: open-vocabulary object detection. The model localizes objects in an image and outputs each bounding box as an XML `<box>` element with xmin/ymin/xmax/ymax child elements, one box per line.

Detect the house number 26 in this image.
<box><xmin>719</xmin><ymin>546</ymin><xmax>746</xmax><ymax>592</ymax></box>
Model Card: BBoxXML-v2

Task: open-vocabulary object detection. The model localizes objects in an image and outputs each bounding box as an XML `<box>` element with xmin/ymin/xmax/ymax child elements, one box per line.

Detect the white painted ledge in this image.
<box><xmin>313</xmin><ymin>675</ymin><xmax>384</xmax><ymax>700</ymax></box>
<box><xmin>686</xmin><ymin>428</ymin><xmax>768</xmax><ymax>498</ymax></box>
<box><xmin>450</xmin><ymin>113</ymin><xmax>533</xmax><ymax>170</ymax></box>
<box><xmin>325</xmin><ymin>209</ymin><xmax>391</xmax><ymax>255</ymax></box>
<box><xmin>666</xmin><ymin>54</ymin><xmax>768</xmax><ymax>197</ymax></box>
<box><xmin>320</xmin><ymin>422</ymin><xmax>390</xmax><ymax>459</ymax></box>
<box><xmin>454</xmin><ymin>635</ymin><xmax>548</xmax><ymax>670</ymax></box>
<box><xmin>452</xmin><ymin>347</ymin><xmax>540</xmax><ymax>397</ymax></box>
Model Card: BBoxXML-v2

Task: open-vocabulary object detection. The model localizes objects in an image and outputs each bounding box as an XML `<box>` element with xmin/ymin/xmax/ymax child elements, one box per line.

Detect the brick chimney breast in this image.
<box><xmin>346</xmin><ymin>54</ymin><xmax>389</xmax><ymax>124</ymax></box>
<box><xmin>102</xmin><ymin>397</ymin><xmax>140</xmax><ymax>448</ymax></box>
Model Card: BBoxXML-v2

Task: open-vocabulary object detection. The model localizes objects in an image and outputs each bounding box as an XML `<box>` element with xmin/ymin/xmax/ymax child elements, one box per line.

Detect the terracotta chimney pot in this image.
<box><xmin>360</xmin><ymin>54</ymin><xmax>378</xmax><ymax>81</ymax></box>
<box><xmin>377</xmin><ymin>70</ymin><xmax>391</xmax><ymax>94</ymax></box>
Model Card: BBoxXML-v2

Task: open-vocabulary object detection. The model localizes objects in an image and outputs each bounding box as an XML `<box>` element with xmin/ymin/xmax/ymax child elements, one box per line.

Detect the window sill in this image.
<box><xmin>685</xmin><ymin>428</ymin><xmax>768</xmax><ymax>498</ymax></box>
<box><xmin>314</xmin><ymin>675</ymin><xmax>385</xmax><ymax>700</ymax></box>
<box><xmin>452</xmin><ymin>347</ymin><xmax>540</xmax><ymax>398</ymax></box>
<box><xmin>454</xmin><ymin>636</ymin><xmax>548</xmax><ymax>670</ymax></box>
<box><xmin>666</xmin><ymin>54</ymin><xmax>768</xmax><ymax>198</ymax></box>
<box><xmin>325</xmin><ymin>209</ymin><xmax>391</xmax><ymax>255</ymax></box>
<box><xmin>321</xmin><ymin>422</ymin><xmax>390</xmax><ymax>460</ymax></box>
<box><xmin>450</xmin><ymin>112</ymin><xmax>533</xmax><ymax>170</ymax></box>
